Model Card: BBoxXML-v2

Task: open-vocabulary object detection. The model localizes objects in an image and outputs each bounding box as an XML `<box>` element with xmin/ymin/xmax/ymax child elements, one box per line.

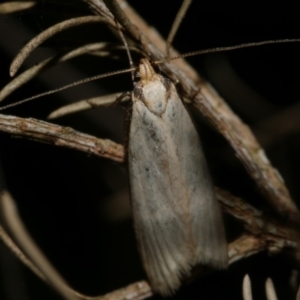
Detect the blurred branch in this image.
<box><xmin>253</xmin><ymin>101</ymin><xmax>300</xmax><ymax>147</ymax></box>
<box><xmin>0</xmin><ymin>1</ymin><xmax>36</xmax><ymax>14</ymax></box>
<box><xmin>0</xmin><ymin>224</ymin><xmax>45</xmax><ymax>280</ymax></box>
<box><xmin>1</xmin><ymin>191</ymin><xmax>79</xmax><ymax>300</ymax></box>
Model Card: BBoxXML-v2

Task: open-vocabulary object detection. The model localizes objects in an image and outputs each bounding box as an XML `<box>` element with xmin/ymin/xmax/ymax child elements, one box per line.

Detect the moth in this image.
<box><xmin>128</xmin><ymin>59</ymin><xmax>227</xmax><ymax>296</ymax></box>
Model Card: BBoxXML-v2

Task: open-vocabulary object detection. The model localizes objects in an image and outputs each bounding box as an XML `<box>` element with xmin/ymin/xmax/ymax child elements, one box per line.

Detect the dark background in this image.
<box><xmin>0</xmin><ymin>1</ymin><xmax>300</xmax><ymax>299</ymax></box>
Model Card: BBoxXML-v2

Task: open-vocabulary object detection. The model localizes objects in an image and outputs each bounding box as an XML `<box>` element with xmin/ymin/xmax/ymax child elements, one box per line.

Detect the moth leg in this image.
<box><xmin>111</xmin><ymin>91</ymin><xmax>131</xmax><ymax>107</ymax></box>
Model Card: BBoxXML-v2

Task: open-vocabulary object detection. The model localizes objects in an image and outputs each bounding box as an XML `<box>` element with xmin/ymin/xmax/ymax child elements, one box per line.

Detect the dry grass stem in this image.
<box><xmin>0</xmin><ymin>43</ymin><xmax>113</xmax><ymax>103</ymax></box>
<box><xmin>10</xmin><ymin>16</ymin><xmax>116</xmax><ymax>77</ymax></box>
<box><xmin>1</xmin><ymin>191</ymin><xmax>80</xmax><ymax>300</ymax></box>
<box><xmin>48</xmin><ymin>92</ymin><xmax>127</xmax><ymax>119</ymax></box>
<box><xmin>0</xmin><ymin>1</ymin><xmax>36</xmax><ymax>14</ymax></box>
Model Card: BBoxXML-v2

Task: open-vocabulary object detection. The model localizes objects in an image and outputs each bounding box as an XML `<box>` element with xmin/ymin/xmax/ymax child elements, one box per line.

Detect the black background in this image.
<box><xmin>0</xmin><ymin>1</ymin><xmax>300</xmax><ymax>299</ymax></box>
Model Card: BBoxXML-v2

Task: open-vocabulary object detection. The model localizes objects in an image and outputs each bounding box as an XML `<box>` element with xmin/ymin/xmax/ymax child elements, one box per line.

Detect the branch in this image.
<box><xmin>0</xmin><ymin>114</ymin><xmax>124</xmax><ymax>162</ymax></box>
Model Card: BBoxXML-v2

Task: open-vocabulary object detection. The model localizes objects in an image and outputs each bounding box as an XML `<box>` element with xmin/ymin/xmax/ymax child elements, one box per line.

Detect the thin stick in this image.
<box><xmin>0</xmin><ymin>114</ymin><xmax>124</xmax><ymax>162</ymax></box>
<box><xmin>166</xmin><ymin>0</ymin><xmax>193</xmax><ymax>58</ymax></box>
<box><xmin>103</xmin><ymin>0</ymin><xmax>140</xmax><ymax>42</ymax></box>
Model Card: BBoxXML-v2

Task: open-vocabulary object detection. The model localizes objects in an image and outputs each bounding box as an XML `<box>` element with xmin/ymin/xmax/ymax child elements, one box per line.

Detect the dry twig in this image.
<box><xmin>0</xmin><ymin>114</ymin><xmax>124</xmax><ymax>162</ymax></box>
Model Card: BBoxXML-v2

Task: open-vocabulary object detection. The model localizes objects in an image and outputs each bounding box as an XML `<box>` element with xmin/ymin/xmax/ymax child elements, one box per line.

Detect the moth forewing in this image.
<box><xmin>128</xmin><ymin>59</ymin><xmax>227</xmax><ymax>296</ymax></box>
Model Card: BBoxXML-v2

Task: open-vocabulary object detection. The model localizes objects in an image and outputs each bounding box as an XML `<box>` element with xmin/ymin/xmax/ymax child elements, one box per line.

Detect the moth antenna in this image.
<box><xmin>156</xmin><ymin>38</ymin><xmax>300</xmax><ymax>65</ymax></box>
<box><xmin>0</xmin><ymin>67</ymin><xmax>135</xmax><ymax>112</ymax></box>
<box><xmin>3</xmin><ymin>38</ymin><xmax>300</xmax><ymax>112</ymax></box>
<box><xmin>166</xmin><ymin>0</ymin><xmax>193</xmax><ymax>59</ymax></box>
<box><xmin>116</xmin><ymin>21</ymin><xmax>135</xmax><ymax>83</ymax></box>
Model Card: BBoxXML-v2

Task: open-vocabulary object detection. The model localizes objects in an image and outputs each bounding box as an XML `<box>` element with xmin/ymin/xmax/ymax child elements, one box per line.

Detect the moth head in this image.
<box><xmin>137</xmin><ymin>59</ymin><xmax>157</xmax><ymax>82</ymax></box>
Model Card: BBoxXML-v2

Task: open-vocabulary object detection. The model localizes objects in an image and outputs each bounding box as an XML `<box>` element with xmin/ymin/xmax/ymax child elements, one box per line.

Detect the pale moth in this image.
<box><xmin>128</xmin><ymin>58</ymin><xmax>227</xmax><ymax>296</ymax></box>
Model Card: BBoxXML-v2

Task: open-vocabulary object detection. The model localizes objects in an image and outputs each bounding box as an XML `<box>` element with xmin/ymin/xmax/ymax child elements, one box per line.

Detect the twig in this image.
<box><xmin>0</xmin><ymin>114</ymin><xmax>124</xmax><ymax>162</ymax></box>
<box><xmin>102</xmin><ymin>0</ymin><xmax>140</xmax><ymax>42</ymax></box>
<box><xmin>216</xmin><ymin>188</ymin><xmax>295</xmax><ymax>241</ymax></box>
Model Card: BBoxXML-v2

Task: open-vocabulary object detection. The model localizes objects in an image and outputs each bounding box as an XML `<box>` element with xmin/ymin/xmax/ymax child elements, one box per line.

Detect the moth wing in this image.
<box><xmin>128</xmin><ymin>78</ymin><xmax>227</xmax><ymax>295</ymax></box>
<box><xmin>164</xmin><ymin>85</ymin><xmax>228</xmax><ymax>268</ymax></box>
<box><xmin>129</xmin><ymin>95</ymin><xmax>194</xmax><ymax>294</ymax></box>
